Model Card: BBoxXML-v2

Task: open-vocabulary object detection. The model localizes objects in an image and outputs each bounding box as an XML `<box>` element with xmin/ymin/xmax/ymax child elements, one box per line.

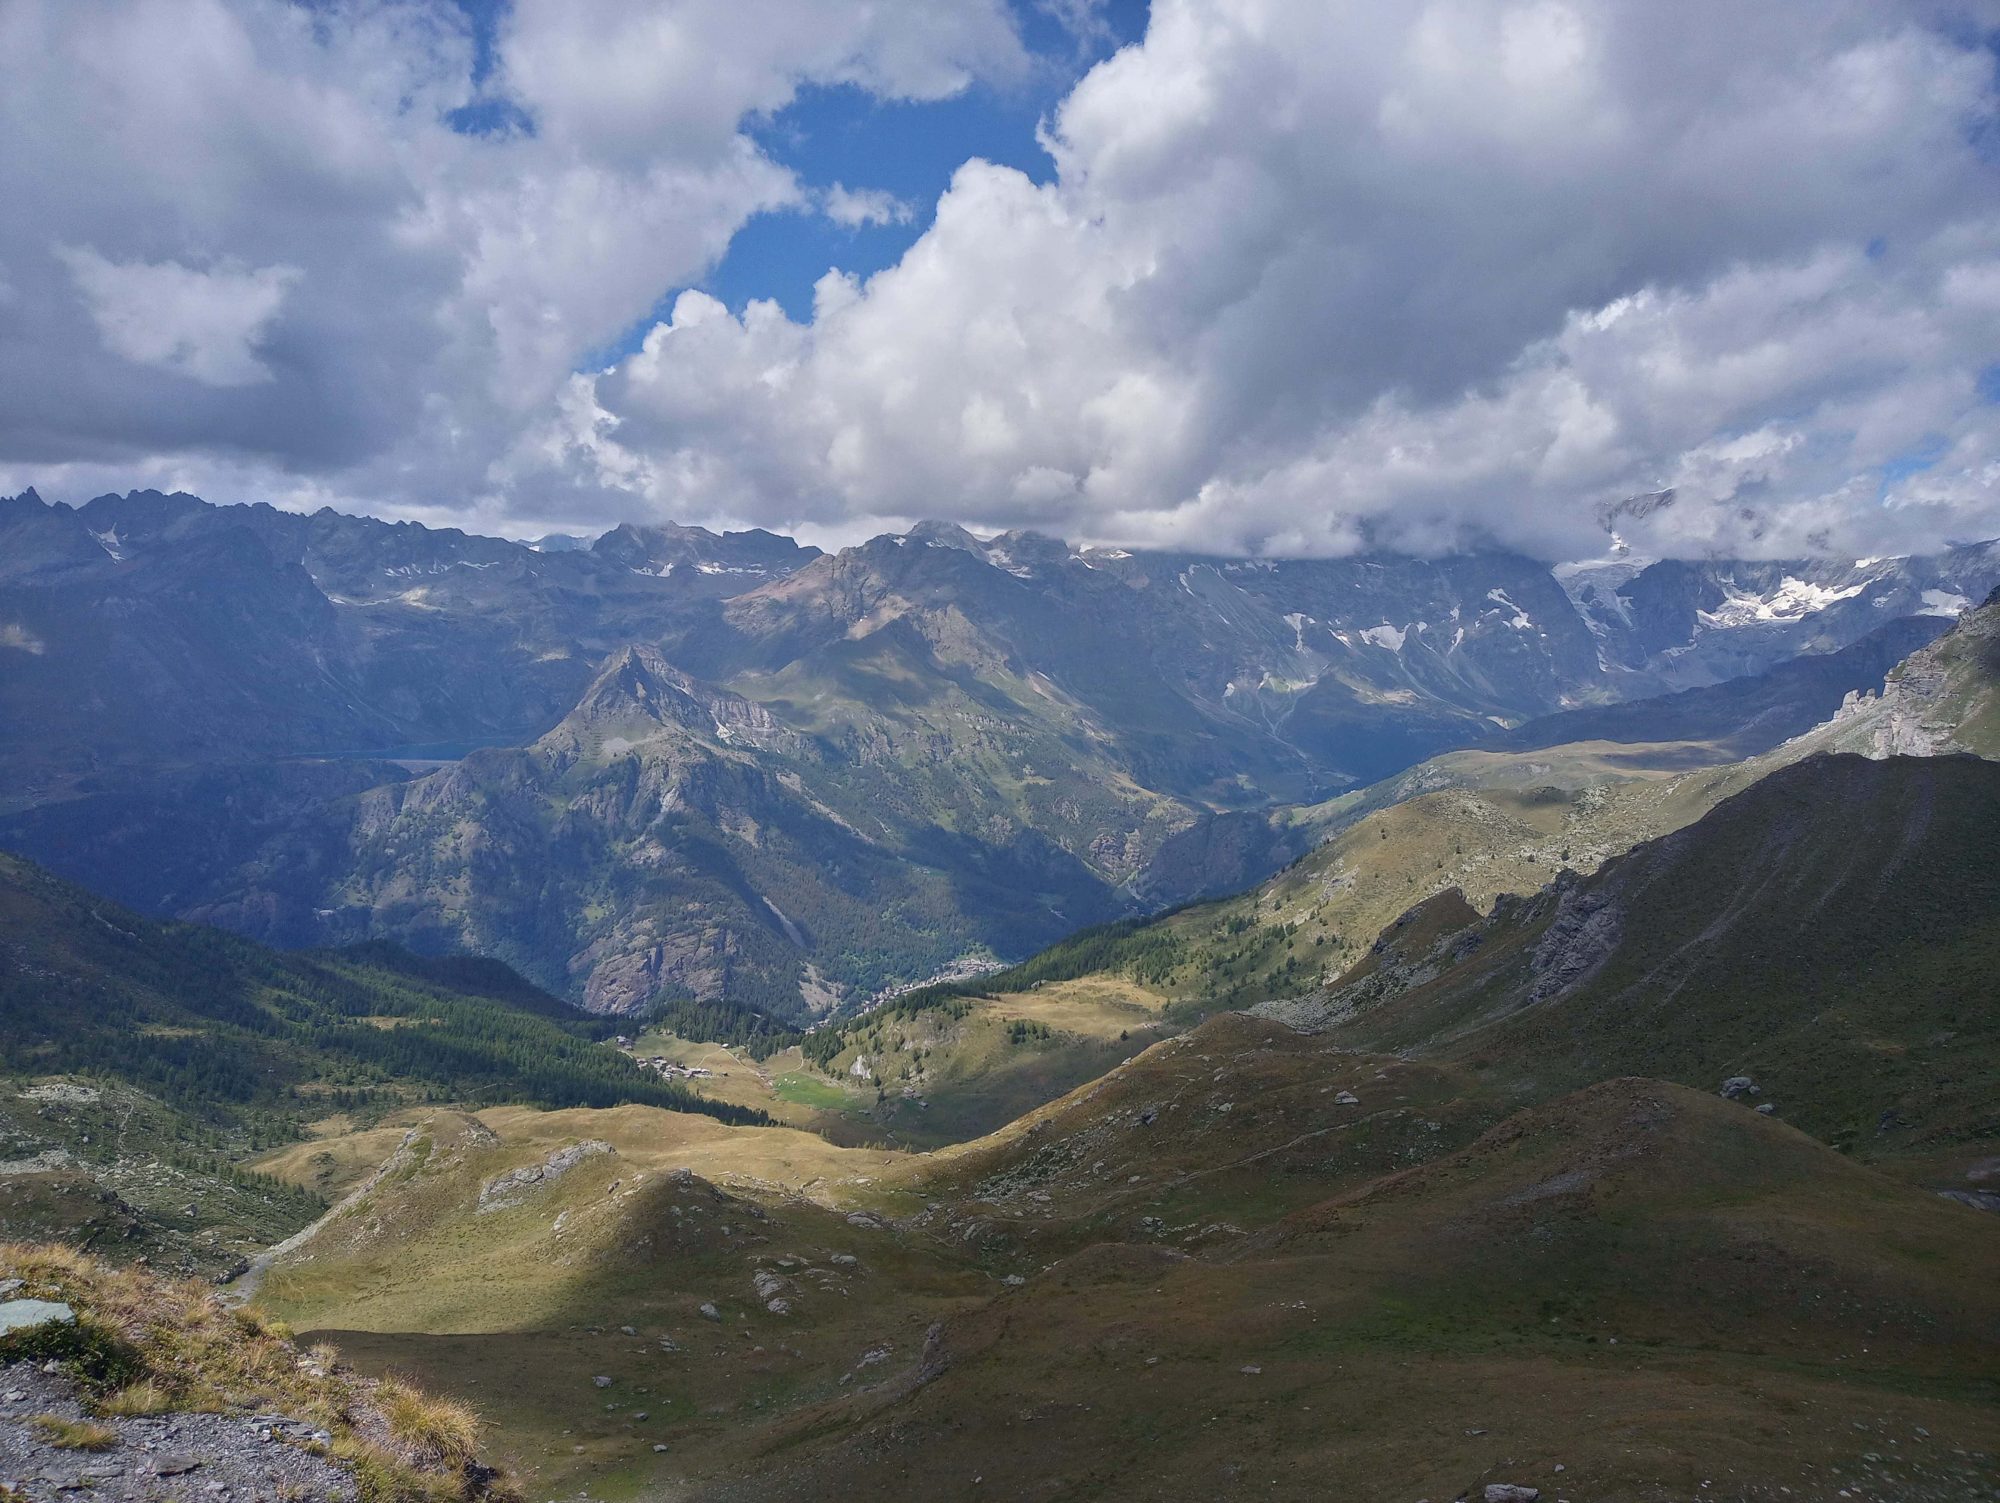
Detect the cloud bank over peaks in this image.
<box><xmin>540</xmin><ymin>1</ymin><xmax>2000</xmax><ymax>562</ymax></box>
<box><xmin>2</xmin><ymin>0</ymin><xmax>1997</xmax><ymax>564</ymax></box>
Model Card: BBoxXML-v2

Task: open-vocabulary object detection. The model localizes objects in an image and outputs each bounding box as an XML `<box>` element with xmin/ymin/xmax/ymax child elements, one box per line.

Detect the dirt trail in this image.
<box><xmin>221</xmin><ymin>1127</ymin><xmax>419</xmax><ymax>1307</ymax></box>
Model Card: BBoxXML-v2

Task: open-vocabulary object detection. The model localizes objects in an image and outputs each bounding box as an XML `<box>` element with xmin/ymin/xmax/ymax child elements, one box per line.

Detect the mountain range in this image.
<box><xmin>4</xmin><ymin>488</ymin><xmax>1996</xmax><ymax>1021</ymax></box>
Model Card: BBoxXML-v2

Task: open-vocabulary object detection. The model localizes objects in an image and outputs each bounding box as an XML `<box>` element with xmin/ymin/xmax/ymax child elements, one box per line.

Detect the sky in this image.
<box><xmin>1</xmin><ymin>0</ymin><xmax>1998</xmax><ymax>563</ymax></box>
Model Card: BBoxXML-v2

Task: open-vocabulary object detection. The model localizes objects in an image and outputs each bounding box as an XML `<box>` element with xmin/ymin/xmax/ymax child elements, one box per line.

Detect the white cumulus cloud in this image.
<box><xmin>820</xmin><ymin>185</ymin><xmax>916</xmax><ymax>228</ymax></box>
<box><xmin>552</xmin><ymin>0</ymin><xmax>2000</xmax><ymax>559</ymax></box>
<box><xmin>59</xmin><ymin>248</ymin><xmax>298</xmax><ymax>387</ymax></box>
<box><xmin>0</xmin><ymin>0</ymin><xmax>1023</xmax><ymax>507</ymax></box>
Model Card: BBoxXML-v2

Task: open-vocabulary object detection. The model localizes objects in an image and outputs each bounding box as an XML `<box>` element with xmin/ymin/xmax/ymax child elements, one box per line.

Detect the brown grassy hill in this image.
<box><xmin>712</xmin><ymin>1080</ymin><xmax>2000</xmax><ymax>1503</ymax></box>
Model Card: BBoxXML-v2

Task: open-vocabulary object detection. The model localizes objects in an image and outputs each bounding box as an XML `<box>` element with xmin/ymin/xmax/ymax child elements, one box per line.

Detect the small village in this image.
<box><xmin>610</xmin><ymin>1038</ymin><xmax>721</xmax><ymax>1083</ymax></box>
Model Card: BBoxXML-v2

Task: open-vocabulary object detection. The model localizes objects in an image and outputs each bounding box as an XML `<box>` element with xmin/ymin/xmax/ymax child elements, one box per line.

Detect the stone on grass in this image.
<box><xmin>0</xmin><ymin>1299</ymin><xmax>75</xmax><ymax>1335</ymax></box>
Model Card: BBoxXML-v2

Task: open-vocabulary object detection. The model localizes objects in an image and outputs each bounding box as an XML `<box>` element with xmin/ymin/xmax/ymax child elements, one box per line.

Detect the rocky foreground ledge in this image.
<box><xmin>0</xmin><ymin>1244</ymin><xmax>517</xmax><ymax>1503</ymax></box>
<box><xmin>2</xmin><ymin>1358</ymin><xmax>360</xmax><ymax>1501</ymax></box>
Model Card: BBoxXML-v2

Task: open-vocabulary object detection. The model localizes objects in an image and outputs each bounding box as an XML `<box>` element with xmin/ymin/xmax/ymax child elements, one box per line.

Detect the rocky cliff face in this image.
<box><xmin>1787</xmin><ymin>588</ymin><xmax>2000</xmax><ymax>759</ymax></box>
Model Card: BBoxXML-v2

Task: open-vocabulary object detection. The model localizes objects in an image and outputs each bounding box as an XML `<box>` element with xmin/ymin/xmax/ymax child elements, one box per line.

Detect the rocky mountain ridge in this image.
<box><xmin>4</xmin><ymin>488</ymin><xmax>1997</xmax><ymax>1019</ymax></box>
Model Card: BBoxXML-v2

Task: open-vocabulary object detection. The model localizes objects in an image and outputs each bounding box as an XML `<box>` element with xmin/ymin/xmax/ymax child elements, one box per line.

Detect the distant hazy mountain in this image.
<box><xmin>3</xmin><ymin>487</ymin><xmax>1995</xmax><ymax>1019</ymax></box>
<box><xmin>0</xmin><ymin>489</ymin><xmax>830</xmax><ymax>802</ymax></box>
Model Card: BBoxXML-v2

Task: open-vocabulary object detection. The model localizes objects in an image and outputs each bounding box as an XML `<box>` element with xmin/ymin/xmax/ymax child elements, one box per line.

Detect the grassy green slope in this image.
<box><xmin>0</xmin><ymin>849</ymin><xmax>765</xmax><ymax>1273</ymax></box>
<box><xmin>1314</xmin><ymin>753</ymin><xmax>2000</xmax><ymax>1159</ymax></box>
<box><xmin>778</xmin><ymin>739</ymin><xmax>1760</xmax><ymax>1144</ymax></box>
<box><xmin>0</xmin><ymin>851</ymin><xmax>761</xmax><ymax>1124</ymax></box>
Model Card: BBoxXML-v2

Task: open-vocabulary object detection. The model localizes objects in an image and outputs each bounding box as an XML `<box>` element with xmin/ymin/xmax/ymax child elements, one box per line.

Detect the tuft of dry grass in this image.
<box><xmin>30</xmin><ymin>1414</ymin><xmax>118</xmax><ymax>1451</ymax></box>
<box><xmin>377</xmin><ymin>1378</ymin><xmax>482</xmax><ymax>1470</ymax></box>
<box><xmin>98</xmin><ymin>1381</ymin><xmax>174</xmax><ymax>1417</ymax></box>
<box><xmin>333</xmin><ymin>1435</ymin><xmax>477</xmax><ymax>1503</ymax></box>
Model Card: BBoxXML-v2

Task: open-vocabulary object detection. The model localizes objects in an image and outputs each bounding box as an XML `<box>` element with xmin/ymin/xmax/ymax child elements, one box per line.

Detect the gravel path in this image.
<box><xmin>0</xmin><ymin>1361</ymin><xmax>357</xmax><ymax>1501</ymax></box>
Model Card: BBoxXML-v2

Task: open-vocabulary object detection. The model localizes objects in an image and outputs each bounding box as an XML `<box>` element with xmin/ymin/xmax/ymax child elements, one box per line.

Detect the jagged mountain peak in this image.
<box><xmin>593</xmin><ymin>518</ymin><xmax>820</xmax><ymax>579</ymax></box>
<box><xmin>904</xmin><ymin>518</ymin><xmax>987</xmax><ymax>551</ymax></box>
<box><xmin>565</xmin><ymin>642</ymin><xmax>713</xmax><ymax>727</ymax></box>
<box><xmin>552</xmin><ymin>642</ymin><xmax>794</xmax><ymax>762</ymax></box>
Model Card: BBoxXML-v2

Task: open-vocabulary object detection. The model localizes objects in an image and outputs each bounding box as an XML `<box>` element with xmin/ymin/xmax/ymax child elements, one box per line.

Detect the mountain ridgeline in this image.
<box><xmin>220</xmin><ymin>746</ymin><xmax>2000</xmax><ymax>1500</ymax></box>
<box><xmin>775</xmin><ymin>590</ymin><xmax>2000</xmax><ymax>1148</ymax></box>
<box><xmin>3</xmin><ymin>487</ymin><xmax>1996</xmax><ymax>1021</ymax></box>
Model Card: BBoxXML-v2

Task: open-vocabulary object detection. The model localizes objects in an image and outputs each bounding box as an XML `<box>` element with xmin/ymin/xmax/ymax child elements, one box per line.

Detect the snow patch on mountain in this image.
<box><xmin>1485</xmin><ymin>589</ymin><xmax>1534</xmax><ymax>630</ymax></box>
<box><xmin>1699</xmin><ymin>576</ymin><xmax>1864</xmax><ymax>628</ymax></box>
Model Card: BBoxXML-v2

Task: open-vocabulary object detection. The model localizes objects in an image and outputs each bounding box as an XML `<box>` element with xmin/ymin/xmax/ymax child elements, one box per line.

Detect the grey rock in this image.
<box><xmin>1527</xmin><ymin>885</ymin><xmax>1621</xmax><ymax>1003</ymax></box>
<box><xmin>698</xmin><ymin>1302</ymin><xmax>721</xmax><ymax>1322</ymax></box>
<box><xmin>1719</xmin><ymin>1076</ymin><xmax>1758</xmax><ymax>1099</ymax></box>
<box><xmin>1484</xmin><ymin>1486</ymin><xmax>1540</xmax><ymax>1502</ymax></box>
<box><xmin>477</xmin><ymin>1140</ymin><xmax>616</xmax><ymax>1213</ymax></box>
<box><xmin>1333</xmin><ymin>1090</ymin><xmax>1360</xmax><ymax>1105</ymax></box>
<box><xmin>591</xmin><ymin>1375</ymin><xmax>612</xmax><ymax>1388</ymax></box>
<box><xmin>0</xmin><ymin>1299</ymin><xmax>75</xmax><ymax>1335</ymax></box>
<box><xmin>1755</xmin><ymin>1102</ymin><xmax>1777</xmax><ymax>1115</ymax></box>
<box><xmin>1939</xmin><ymin>1188</ymin><xmax>2000</xmax><ymax>1214</ymax></box>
